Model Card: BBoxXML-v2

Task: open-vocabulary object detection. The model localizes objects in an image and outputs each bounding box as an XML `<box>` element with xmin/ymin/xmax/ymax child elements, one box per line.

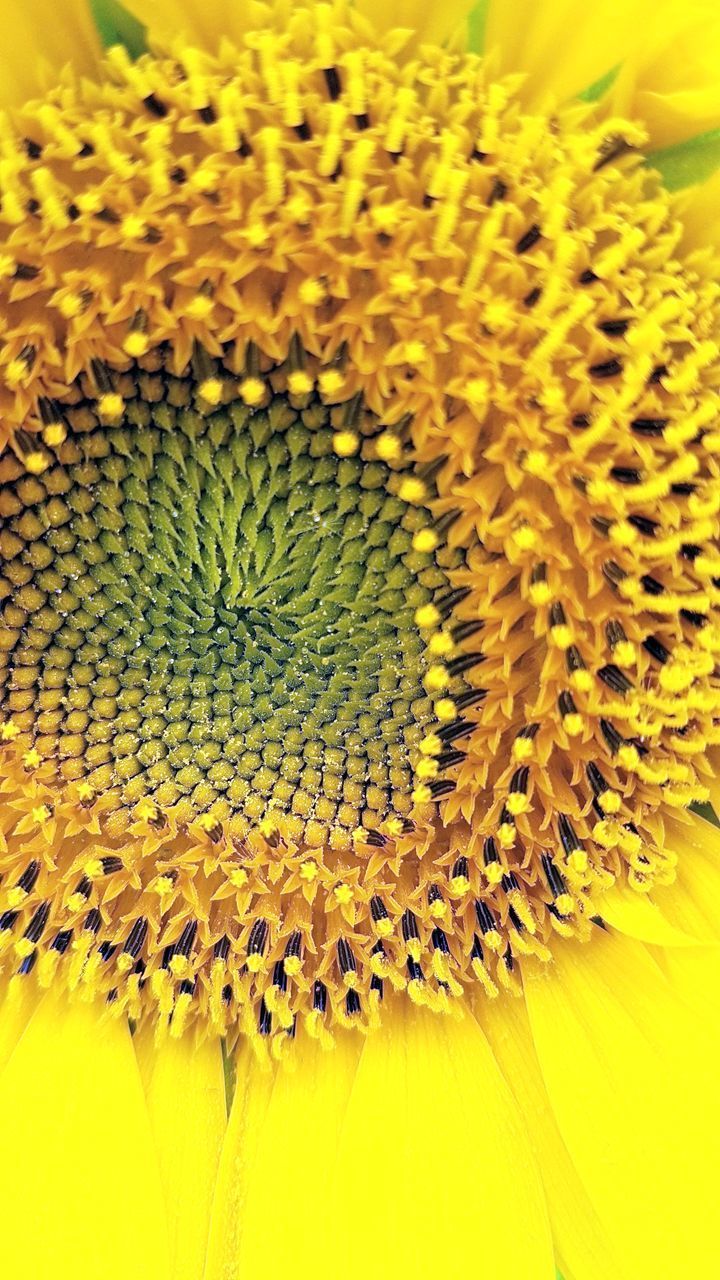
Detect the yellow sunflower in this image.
<box><xmin>0</xmin><ymin>1</ymin><xmax>719</xmax><ymax>1277</ymax></box>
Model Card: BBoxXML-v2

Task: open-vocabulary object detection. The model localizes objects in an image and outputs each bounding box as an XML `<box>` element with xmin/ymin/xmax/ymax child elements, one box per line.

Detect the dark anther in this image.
<box><xmin>640</xmin><ymin>573</ymin><xmax>664</xmax><ymax>596</ymax></box>
<box><xmin>401</xmin><ymin>910</ymin><xmax>419</xmax><ymax>943</ymax></box>
<box><xmin>558</xmin><ymin>814</ymin><xmax>582</xmax><ymax>855</ymax></box>
<box><xmin>258</xmin><ymin>999</ymin><xmax>272</xmax><ymax>1036</ymax></box>
<box><xmin>631</xmin><ymin>416</ymin><xmax>668</xmax><ymax>435</ymax></box>
<box><xmin>370</xmin><ymin>896</ymin><xmax>389</xmax><ymax>922</ymax></box>
<box><xmin>516</xmin><ymin>223</ymin><xmax>541</xmax><ymax>254</ymax></box>
<box><xmin>284</xmin><ymin>931</ymin><xmax>302</xmax><ymax>959</ymax></box>
<box><xmin>422</xmin><ymin>192</ymin><xmax>436</xmax><ymax>208</ymax></box>
<box><xmin>365</xmin><ymin>829</ymin><xmax>387</xmax><ymax>848</ymax></box>
<box><xmin>273</xmin><ymin>961</ymin><xmax>287</xmax><ymax>992</ymax></box>
<box><xmin>337</xmin><ymin>938</ymin><xmax>356</xmax><ymax>974</ymax></box>
<box><xmin>370</xmin><ymin>974</ymin><xmax>384</xmax><ymax>1000</ymax></box>
<box><xmin>95</xmin><ymin>206</ymin><xmax>121</xmax><ymax>223</ymax></box>
<box><xmin>610</xmin><ymin>466</ymin><xmax>641</xmax><ymax>485</ymax></box>
<box><xmin>435</xmin><ymin>586</ymin><xmax>471</xmax><ymax>617</ymax></box>
<box><xmin>16</xmin><ymin>861</ymin><xmax>40</xmax><ymax>894</ymax></box>
<box><xmin>643</xmin><ymin>635</ymin><xmax>670</xmax><ymax>664</ymax></box>
<box><xmin>571</xmin><ymin>412</ymin><xmax>590</xmax><ymax>428</ymax></box>
<box><xmin>26</xmin><ymin>198</ymin><xmax>40</xmax><ymax>214</ymax></box>
<box><xmin>437</xmin><ymin>749</ymin><xmax>466</xmax><ymax>769</ymax></box>
<box><xmin>471</xmin><ymin>934</ymin><xmax>484</xmax><ymax>962</ymax></box>
<box><xmin>681</xmin><ymin>543</ymin><xmax>701</xmax><ymax>561</ymax></box>
<box><xmin>428</xmin><ymin>884</ymin><xmax>444</xmax><ymax>906</ymax></box>
<box><xmin>605</xmin><ymin>620</ymin><xmax>627</xmax><ymax>649</ymax></box>
<box><xmin>123</xmin><ymin>917</ymin><xmax>148</xmax><ymax>957</ymax></box>
<box><xmin>681</xmin><ymin>609</ymin><xmax>707</xmax><ymax>628</ymax></box>
<box><xmin>488</xmin><ymin>177</ymin><xmax>507</xmax><ymax>204</ymax></box>
<box><xmin>586</xmin><ymin>762</ymin><xmax>608</xmax><ymax>797</ymax></box>
<box><xmin>98</xmin><ymin>941</ymin><xmax>117</xmax><ymax>962</ymax></box>
<box><xmin>24</xmin><ymin>137</ymin><xmax>42</xmax><ymax>158</ymax></box>
<box><xmin>143</xmin><ymin>93</ymin><xmax>168</xmax><ymax>117</ymax></box>
<box><xmin>510</xmin><ymin>766</ymin><xmax>529</xmax><ymax>793</ymax></box>
<box><xmin>578</xmin><ymin>268</ymin><xmax>598</xmax><ymax>284</ymax></box>
<box><xmin>523</xmin><ymin>286</ymin><xmax>542</xmax><ymax>308</ymax></box>
<box><xmin>671</xmin><ymin>482</ymin><xmax>697</xmax><ymax>496</ymax></box>
<box><xmin>590</xmin><ymin>915</ymin><xmax>609</xmax><ymax>931</ymax></box>
<box><xmin>222</xmin><ymin>984</ymin><xmax>233</xmax><ymax>1004</ymax></box>
<box><xmin>294</xmin><ymin>120</ymin><xmax>312</xmax><ymax>140</ymax></box>
<box><xmin>247</xmin><ymin>918</ymin><xmax>268</xmax><ymax>955</ymax></box>
<box><xmin>502</xmin><ymin>872</ymin><xmax>520</xmax><ymax>894</ymax></box>
<box><xmin>406</xmin><ymin>957</ymin><xmax>424</xmax><ymax>982</ymax></box>
<box><xmin>18</xmin><ymin>953</ymin><xmax>37</xmax><ymax>977</ymax></box>
<box><xmin>78</xmin><ymin>140</ymin><xmax>94</xmax><ymax>157</ymax></box>
<box><xmin>175</xmin><ymin>921</ymin><xmax>198</xmax><ymax>956</ymax></box>
<box><xmin>629</xmin><ymin>514</ymin><xmax>658</xmax><ymax>536</ymax></box>
<box><xmin>600</xmin><ymin>718</ymin><xmax>624</xmax><ymax>754</ymax></box>
<box><xmin>508</xmin><ymin>906</ymin><xmax>524</xmax><ymax>932</ymax></box>
<box><xmin>451</xmin><ymin>618</ymin><xmax>484</xmax><ymax>644</ymax></box>
<box><xmin>346</xmin><ymin>989</ymin><xmax>361</xmax><ymax>1016</ymax></box>
<box><xmin>598</xmin><ymin>664</ymin><xmax>633</xmax><ymax>694</ymax></box>
<box><xmin>198</xmin><ymin>104</ymin><xmax>217</xmax><ymax>124</ymax></box>
<box><xmin>452</xmin><ymin>855</ymin><xmax>469</xmax><ymax>880</ymax></box>
<box><xmin>162</xmin><ymin>944</ymin><xmax>176</xmax><ymax>969</ymax></box>
<box><xmin>593</xmin><ymin>134</ymin><xmax>636</xmax><ymax>170</ymax></box>
<box><xmin>52</xmin><ymin>929</ymin><xmax>73</xmax><ymax>954</ymax></box>
<box><xmin>550</xmin><ymin>601</ymin><xmax>567</xmax><ymax>628</ymax></box>
<box><xmin>484</xmin><ymin>837</ymin><xmax>499</xmax><ymax>865</ymax></box>
<box><xmin>13</xmin><ymin>262</ymin><xmax>41</xmax><ymax>280</ymax></box>
<box><xmin>590</xmin><ymin>358</ymin><xmax>623</xmax><ymax>379</ymax></box>
<box><xmin>475</xmin><ymin>899</ymin><xmax>496</xmax><ymax>933</ymax></box>
<box><xmin>24</xmin><ymin>902</ymin><xmax>50</xmax><ymax>943</ymax></box>
<box><xmin>558</xmin><ymin>690</ymin><xmax>577</xmax><ymax>718</ymax></box>
<box><xmin>323</xmin><ymin>66</ymin><xmax>342</xmax><ymax>99</ymax></box>
<box><xmin>504</xmin><ymin>946</ymin><xmax>514</xmax><ymax>972</ymax></box>
<box><xmin>650</xmin><ymin>363</ymin><xmax>668</xmax><ymax>384</ymax></box>
<box><xmin>437</xmin><ymin>717</ymin><xmax>475</xmax><ymax>744</ymax></box>
<box><xmin>313</xmin><ymin>979</ymin><xmax>328</xmax><ymax>1012</ymax></box>
<box><xmin>354</xmin><ymin>112</ymin><xmax>370</xmax><ymax>130</ymax></box>
<box><xmin>541</xmin><ymin>854</ymin><xmax>567</xmax><ymax>898</ymax></box>
<box><xmin>238</xmin><ymin>134</ymin><xmax>253</xmax><ymax>157</ymax></box>
<box><xmin>429</xmin><ymin>779</ymin><xmax>456</xmax><ymax>798</ymax></box>
<box><xmin>178</xmin><ymin>979</ymin><xmax>195</xmax><ymax>996</ymax></box>
<box><xmin>516</xmin><ymin>721</ymin><xmax>540</xmax><ymax>740</ymax></box>
<box><xmin>101</xmin><ymin>856</ymin><xmax>123</xmax><ymax>875</ymax></box>
<box><xmin>446</xmin><ymin>651</ymin><xmax>485</xmax><ymax>677</ymax></box>
<box><xmin>597</xmin><ymin>318</ymin><xmax>630</xmax><ymax>336</ymax></box>
<box><xmin>470</xmin><ymin>148</ymin><xmax>487</xmax><ymax>162</ymax></box>
<box><xmin>84</xmin><ymin>908</ymin><xmax>102</xmax><ymax>934</ymax></box>
<box><xmin>143</xmin><ymin>226</ymin><xmax>162</xmax><ymax>244</ymax></box>
<box><xmin>170</xmin><ymin>166</ymin><xmax>187</xmax><ymax>184</ymax></box>
<box><xmin>67</xmin><ymin>203</ymin><xmax>80</xmax><ymax>221</ymax></box>
<box><xmin>213</xmin><ymin>935</ymin><xmax>230</xmax><ymax>960</ymax></box>
<box><xmin>566</xmin><ymin>645</ymin><xmax>586</xmax><ymax>674</ymax></box>
<box><xmin>0</xmin><ymin>912</ymin><xmax>19</xmax><ymax>932</ymax></box>
<box><xmin>431</xmin><ymin>928</ymin><xmax>450</xmax><ymax>954</ymax></box>
<box><xmin>602</xmin><ymin>560</ymin><xmax>627</xmax><ymax>588</ymax></box>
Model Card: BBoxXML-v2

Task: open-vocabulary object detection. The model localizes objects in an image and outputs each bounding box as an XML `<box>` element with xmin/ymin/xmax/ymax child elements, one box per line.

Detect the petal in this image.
<box><xmin>595</xmin><ymin>879</ymin><xmax>699</xmax><ymax>947</ymax></box>
<box><xmin>0</xmin><ymin>990</ymin><xmax>171</xmax><ymax>1280</ymax></box>
<box><xmin>136</xmin><ymin>1026</ymin><xmax>226</xmax><ymax>1280</ymax></box>
<box><xmin>477</xmin><ymin>992</ymin><xmax>631</xmax><ymax>1280</ymax></box>
<box><xmin>653</xmin><ymin>811</ymin><xmax>720</xmax><ymax>942</ymax></box>
<box><xmin>484</xmin><ymin>0</ymin><xmax>652</xmax><ymax>106</ymax></box>
<box><xmin>0</xmin><ymin>975</ymin><xmax>39</xmax><ymax>1070</ymax></box>
<box><xmin>120</xmin><ymin>0</ymin><xmax>271</xmax><ymax>46</ymax></box>
<box><xmin>333</xmin><ymin>1003</ymin><xmax>554</xmax><ymax>1279</ymax></box>
<box><xmin>356</xmin><ymin>0</ymin><xmax>476</xmax><ymax>45</ymax></box>
<box><xmin>524</xmin><ymin>931</ymin><xmax>720</xmax><ymax>1276</ymax></box>
<box><xmin>204</xmin><ymin>1031</ymin><xmax>361</xmax><ymax>1280</ymax></box>
<box><xmin>611</xmin><ymin>3</ymin><xmax>720</xmax><ymax>147</ymax></box>
<box><xmin>0</xmin><ymin>0</ymin><xmax>102</xmax><ymax>107</ymax></box>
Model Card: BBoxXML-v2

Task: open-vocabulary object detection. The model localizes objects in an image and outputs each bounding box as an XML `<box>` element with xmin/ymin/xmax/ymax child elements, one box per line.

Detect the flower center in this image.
<box><xmin>0</xmin><ymin>358</ymin><xmax>463</xmax><ymax>840</ymax></box>
<box><xmin>0</xmin><ymin>7</ymin><xmax>719</xmax><ymax>1046</ymax></box>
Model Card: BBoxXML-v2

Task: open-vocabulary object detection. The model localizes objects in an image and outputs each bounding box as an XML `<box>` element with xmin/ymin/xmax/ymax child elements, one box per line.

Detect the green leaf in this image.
<box><xmin>578</xmin><ymin>64</ymin><xmax>620</xmax><ymax>103</ymax></box>
<box><xmin>89</xmin><ymin>0</ymin><xmax>147</xmax><ymax>59</ymax></box>
<box><xmin>467</xmin><ymin>0</ymin><xmax>490</xmax><ymax>54</ymax></box>
<box><xmin>647</xmin><ymin>128</ymin><xmax>720</xmax><ymax>192</ymax></box>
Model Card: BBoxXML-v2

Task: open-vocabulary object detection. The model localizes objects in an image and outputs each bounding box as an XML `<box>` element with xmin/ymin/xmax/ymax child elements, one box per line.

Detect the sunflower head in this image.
<box><xmin>1</xmin><ymin>0</ymin><xmax>719</xmax><ymax>1049</ymax></box>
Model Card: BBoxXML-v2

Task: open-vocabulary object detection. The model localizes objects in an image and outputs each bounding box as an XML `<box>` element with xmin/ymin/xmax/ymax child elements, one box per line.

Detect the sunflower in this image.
<box><xmin>0</xmin><ymin>0</ymin><xmax>719</xmax><ymax>1276</ymax></box>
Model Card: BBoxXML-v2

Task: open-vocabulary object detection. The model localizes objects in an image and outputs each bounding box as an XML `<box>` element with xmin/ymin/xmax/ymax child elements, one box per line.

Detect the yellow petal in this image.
<box><xmin>0</xmin><ymin>976</ymin><xmax>39</xmax><ymax>1070</ymax></box>
<box><xmin>121</xmin><ymin>0</ymin><xmax>270</xmax><ymax>45</ymax></box>
<box><xmin>611</xmin><ymin>3</ymin><xmax>720</xmax><ymax>146</ymax></box>
<box><xmin>595</xmin><ymin>878</ymin><xmax>699</xmax><ymax>947</ymax></box>
<box><xmin>205</xmin><ymin>1031</ymin><xmax>361</xmax><ymax>1280</ymax></box>
<box><xmin>0</xmin><ymin>990</ymin><xmax>170</xmax><ymax>1280</ymax></box>
<box><xmin>137</xmin><ymin>1027</ymin><xmax>226</xmax><ymax>1280</ymax></box>
<box><xmin>333</xmin><ymin>1003</ymin><xmax>554</xmax><ymax>1279</ymax></box>
<box><xmin>524</xmin><ymin>931</ymin><xmax>720</xmax><ymax>1276</ymax></box>
<box><xmin>356</xmin><ymin>0</ymin><xmax>475</xmax><ymax>45</ymax></box>
<box><xmin>485</xmin><ymin>0</ymin><xmax>653</xmax><ymax>106</ymax></box>
<box><xmin>653</xmin><ymin>811</ymin><xmax>720</xmax><ymax>942</ymax></box>
<box><xmin>0</xmin><ymin>0</ymin><xmax>102</xmax><ymax>107</ymax></box>
<box><xmin>477</xmin><ymin>992</ymin><xmax>631</xmax><ymax>1280</ymax></box>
